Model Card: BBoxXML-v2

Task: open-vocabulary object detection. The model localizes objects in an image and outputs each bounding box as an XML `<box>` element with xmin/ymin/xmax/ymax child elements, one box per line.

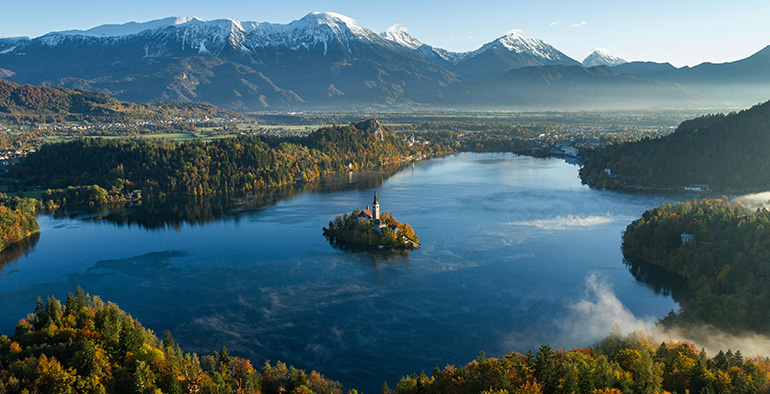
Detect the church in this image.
<box><xmin>358</xmin><ymin>192</ymin><xmax>386</xmax><ymax>228</ymax></box>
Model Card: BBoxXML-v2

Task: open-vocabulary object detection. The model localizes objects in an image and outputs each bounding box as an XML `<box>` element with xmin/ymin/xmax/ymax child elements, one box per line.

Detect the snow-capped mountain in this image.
<box><xmin>380</xmin><ymin>25</ymin><xmax>422</xmax><ymax>50</ymax></box>
<box><xmin>52</xmin><ymin>17</ymin><xmax>208</xmax><ymax>38</ymax></box>
<box><xmin>380</xmin><ymin>28</ymin><xmax>577</xmax><ymax>76</ymax></box>
<box><xmin>453</xmin><ymin>32</ymin><xmax>579</xmax><ymax>78</ymax></box>
<box><xmin>582</xmin><ymin>49</ymin><xmax>627</xmax><ymax>67</ymax></box>
<box><xmin>0</xmin><ymin>12</ymin><xmax>457</xmax><ymax>109</ymax></box>
<box><xmin>469</xmin><ymin>32</ymin><xmax>569</xmax><ymax>61</ymax></box>
<box><xmin>380</xmin><ymin>25</ymin><xmax>464</xmax><ymax>66</ymax></box>
<box><xmin>35</xmin><ymin>13</ymin><xmax>382</xmax><ymax>59</ymax></box>
<box><xmin>0</xmin><ymin>12</ymin><xmax>766</xmax><ymax>109</ymax></box>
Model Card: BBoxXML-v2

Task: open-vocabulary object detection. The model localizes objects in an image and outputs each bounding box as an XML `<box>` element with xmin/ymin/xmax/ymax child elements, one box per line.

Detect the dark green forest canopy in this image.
<box><xmin>622</xmin><ymin>199</ymin><xmax>770</xmax><ymax>333</ymax></box>
<box><xmin>8</xmin><ymin>121</ymin><xmax>448</xmax><ymax>198</ymax></box>
<box><xmin>580</xmin><ymin>100</ymin><xmax>770</xmax><ymax>192</ymax></box>
<box><xmin>3</xmin><ymin>291</ymin><xmax>770</xmax><ymax>394</ymax></box>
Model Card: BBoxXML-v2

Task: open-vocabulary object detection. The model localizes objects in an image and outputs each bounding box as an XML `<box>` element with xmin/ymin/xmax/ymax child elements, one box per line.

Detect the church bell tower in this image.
<box><xmin>372</xmin><ymin>192</ymin><xmax>380</xmax><ymax>220</ymax></box>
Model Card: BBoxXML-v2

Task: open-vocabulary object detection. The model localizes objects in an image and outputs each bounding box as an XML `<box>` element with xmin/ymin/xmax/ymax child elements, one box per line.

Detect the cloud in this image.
<box><xmin>570</xmin><ymin>21</ymin><xmax>588</xmax><ymax>28</ymax></box>
<box><xmin>508</xmin><ymin>213</ymin><xmax>615</xmax><ymax>230</ymax></box>
<box><xmin>386</xmin><ymin>23</ymin><xmax>408</xmax><ymax>34</ymax></box>
<box><xmin>549</xmin><ymin>21</ymin><xmax>560</xmax><ymax>27</ymax></box>
<box><xmin>467</xmin><ymin>35</ymin><xmax>473</xmax><ymax>39</ymax></box>
<box><xmin>505</xmin><ymin>28</ymin><xmax>524</xmax><ymax>35</ymax></box>
<box><xmin>448</xmin><ymin>35</ymin><xmax>455</xmax><ymax>40</ymax></box>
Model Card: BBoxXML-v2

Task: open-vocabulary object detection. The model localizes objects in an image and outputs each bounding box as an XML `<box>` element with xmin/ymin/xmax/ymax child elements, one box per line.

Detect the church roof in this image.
<box><xmin>359</xmin><ymin>209</ymin><xmax>373</xmax><ymax>218</ymax></box>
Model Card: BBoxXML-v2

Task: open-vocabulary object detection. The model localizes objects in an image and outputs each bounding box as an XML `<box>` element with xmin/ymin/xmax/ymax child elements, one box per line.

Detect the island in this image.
<box><xmin>323</xmin><ymin>192</ymin><xmax>420</xmax><ymax>250</ymax></box>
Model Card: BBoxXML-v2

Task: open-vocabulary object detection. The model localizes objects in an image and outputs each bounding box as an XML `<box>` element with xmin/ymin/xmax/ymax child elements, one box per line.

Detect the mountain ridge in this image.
<box><xmin>1</xmin><ymin>12</ymin><xmax>768</xmax><ymax>110</ymax></box>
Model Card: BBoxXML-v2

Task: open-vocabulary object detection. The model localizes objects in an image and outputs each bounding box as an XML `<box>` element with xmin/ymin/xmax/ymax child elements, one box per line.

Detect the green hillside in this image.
<box><xmin>580</xmin><ymin>100</ymin><xmax>770</xmax><ymax>192</ymax></box>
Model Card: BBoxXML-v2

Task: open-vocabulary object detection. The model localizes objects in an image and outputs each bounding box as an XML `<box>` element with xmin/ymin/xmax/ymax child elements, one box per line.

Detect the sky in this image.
<box><xmin>2</xmin><ymin>0</ymin><xmax>769</xmax><ymax>67</ymax></box>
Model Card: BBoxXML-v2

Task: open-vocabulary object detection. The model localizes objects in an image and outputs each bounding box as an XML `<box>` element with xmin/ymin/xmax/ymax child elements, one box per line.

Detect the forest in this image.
<box><xmin>0</xmin><ymin>194</ymin><xmax>39</xmax><ymax>252</ymax></box>
<box><xmin>324</xmin><ymin>209</ymin><xmax>420</xmax><ymax>250</ymax></box>
<box><xmin>3</xmin><ymin>291</ymin><xmax>770</xmax><ymax>394</ymax></box>
<box><xmin>8</xmin><ymin>120</ymin><xmax>448</xmax><ymax>201</ymax></box>
<box><xmin>622</xmin><ymin>199</ymin><xmax>770</xmax><ymax>333</ymax></box>
<box><xmin>579</xmin><ymin>100</ymin><xmax>770</xmax><ymax>192</ymax></box>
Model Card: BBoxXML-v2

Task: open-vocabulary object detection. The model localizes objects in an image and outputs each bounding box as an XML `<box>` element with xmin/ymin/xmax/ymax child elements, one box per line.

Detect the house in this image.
<box><xmin>562</xmin><ymin>147</ymin><xmax>579</xmax><ymax>157</ymax></box>
<box><xmin>681</xmin><ymin>233</ymin><xmax>694</xmax><ymax>244</ymax></box>
<box><xmin>683</xmin><ymin>185</ymin><xmax>710</xmax><ymax>193</ymax></box>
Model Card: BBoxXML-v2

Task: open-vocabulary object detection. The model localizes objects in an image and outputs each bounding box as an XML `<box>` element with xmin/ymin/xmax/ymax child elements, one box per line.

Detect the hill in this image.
<box><xmin>9</xmin><ymin>120</ymin><xmax>446</xmax><ymax>198</ymax></box>
<box><xmin>623</xmin><ymin>199</ymin><xmax>770</xmax><ymax>333</ymax></box>
<box><xmin>0</xmin><ymin>78</ymin><xmax>245</xmax><ymax>124</ymax></box>
<box><xmin>579</xmin><ymin>100</ymin><xmax>770</xmax><ymax>192</ymax></box>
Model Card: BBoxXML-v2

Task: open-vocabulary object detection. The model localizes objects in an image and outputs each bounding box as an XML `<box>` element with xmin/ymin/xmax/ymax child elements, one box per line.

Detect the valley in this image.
<box><xmin>2</xmin><ymin>5</ymin><xmax>770</xmax><ymax>393</ymax></box>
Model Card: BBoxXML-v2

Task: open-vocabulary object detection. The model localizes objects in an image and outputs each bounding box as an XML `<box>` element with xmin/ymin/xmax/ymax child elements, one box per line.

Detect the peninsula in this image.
<box><xmin>323</xmin><ymin>192</ymin><xmax>420</xmax><ymax>250</ymax></box>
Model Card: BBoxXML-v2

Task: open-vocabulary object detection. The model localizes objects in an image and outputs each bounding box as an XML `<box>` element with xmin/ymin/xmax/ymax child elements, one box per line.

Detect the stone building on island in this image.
<box><xmin>358</xmin><ymin>192</ymin><xmax>386</xmax><ymax>228</ymax></box>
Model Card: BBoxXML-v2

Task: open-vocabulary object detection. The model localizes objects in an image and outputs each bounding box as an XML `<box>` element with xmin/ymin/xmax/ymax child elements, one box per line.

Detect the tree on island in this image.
<box><xmin>323</xmin><ymin>193</ymin><xmax>420</xmax><ymax>250</ymax></box>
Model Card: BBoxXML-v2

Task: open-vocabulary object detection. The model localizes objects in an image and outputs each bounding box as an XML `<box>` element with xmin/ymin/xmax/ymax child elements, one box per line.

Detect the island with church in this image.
<box><xmin>323</xmin><ymin>192</ymin><xmax>421</xmax><ymax>250</ymax></box>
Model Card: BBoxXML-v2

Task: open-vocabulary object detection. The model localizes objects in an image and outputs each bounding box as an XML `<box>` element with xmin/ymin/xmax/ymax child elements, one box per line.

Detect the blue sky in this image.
<box><xmin>3</xmin><ymin>0</ymin><xmax>769</xmax><ymax>67</ymax></box>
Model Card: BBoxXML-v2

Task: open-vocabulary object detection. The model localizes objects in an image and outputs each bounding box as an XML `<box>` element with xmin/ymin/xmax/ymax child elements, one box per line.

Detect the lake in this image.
<box><xmin>0</xmin><ymin>153</ymin><xmax>681</xmax><ymax>392</ymax></box>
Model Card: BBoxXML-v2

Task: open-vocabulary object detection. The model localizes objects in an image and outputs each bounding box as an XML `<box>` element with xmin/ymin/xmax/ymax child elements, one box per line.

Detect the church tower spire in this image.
<box><xmin>373</xmin><ymin>192</ymin><xmax>380</xmax><ymax>220</ymax></box>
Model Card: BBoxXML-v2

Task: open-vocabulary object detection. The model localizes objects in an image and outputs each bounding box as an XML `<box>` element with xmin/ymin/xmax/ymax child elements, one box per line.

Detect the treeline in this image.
<box><xmin>10</xmin><ymin>121</ymin><xmax>442</xmax><ymax>198</ymax></box>
<box><xmin>0</xmin><ymin>194</ymin><xmax>39</xmax><ymax>252</ymax></box>
<box><xmin>0</xmin><ymin>288</ymin><xmax>350</xmax><ymax>394</ymax></box>
<box><xmin>622</xmin><ymin>199</ymin><xmax>770</xmax><ymax>333</ymax></box>
<box><xmin>40</xmin><ymin>185</ymin><xmax>123</xmax><ymax>208</ymax></box>
<box><xmin>395</xmin><ymin>331</ymin><xmax>768</xmax><ymax>394</ymax></box>
<box><xmin>324</xmin><ymin>210</ymin><xmax>420</xmax><ymax>250</ymax></box>
<box><xmin>579</xmin><ymin>100</ymin><xmax>770</xmax><ymax>192</ymax></box>
<box><xmin>4</xmin><ymin>291</ymin><xmax>770</xmax><ymax>394</ymax></box>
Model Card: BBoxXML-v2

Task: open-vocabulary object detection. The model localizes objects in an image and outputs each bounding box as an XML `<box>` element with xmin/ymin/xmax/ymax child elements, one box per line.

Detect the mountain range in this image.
<box><xmin>0</xmin><ymin>12</ymin><xmax>768</xmax><ymax>111</ymax></box>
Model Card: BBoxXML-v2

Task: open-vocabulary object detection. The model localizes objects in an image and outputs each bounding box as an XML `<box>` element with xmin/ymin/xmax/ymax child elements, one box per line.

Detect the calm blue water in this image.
<box><xmin>0</xmin><ymin>153</ymin><xmax>681</xmax><ymax>392</ymax></box>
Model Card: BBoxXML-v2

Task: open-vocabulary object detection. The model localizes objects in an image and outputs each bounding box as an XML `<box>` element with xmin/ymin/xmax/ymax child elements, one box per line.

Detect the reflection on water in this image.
<box><xmin>623</xmin><ymin>257</ymin><xmax>688</xmax><ymax>301</ymax></box>
<box><xmin>0</xmin><ymin>232</ymin><xmax>40</xmax><ymax>273</ymax></box>
<box><xmin>324</xmin><ymin>235</ymin><xmax>411</xmax><ymax>260</ymax></box>
<box><xmin>50</xmin><ymin>165</ymin><xmax>408</xmax><ymax>230</ymax></box>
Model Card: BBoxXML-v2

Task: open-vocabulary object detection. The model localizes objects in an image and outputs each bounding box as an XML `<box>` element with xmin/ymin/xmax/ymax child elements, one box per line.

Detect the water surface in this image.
<box><xmin>0</xmin><ymin>153</ymin><xmax>681</xmax><ymax>392</ymax></box>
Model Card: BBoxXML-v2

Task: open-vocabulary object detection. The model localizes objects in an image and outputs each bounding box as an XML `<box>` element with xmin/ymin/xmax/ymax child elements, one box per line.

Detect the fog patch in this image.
<box><xmin>650</xmin><ymin>324</ymin><xmax>770</xmax><ymax>358</ymax></box>
<box><xmin>735</xmin><ymin>191</ymin><xmax>770</xmax><ymax>209</ymax></box>
<box><xmin>510</xmin><ymin>213</ymin><xmax>615</xmax><ymax>230</ymax></box>
<box><xmin>559</xmin><ymin>274</ymin><xmax>657</xmax><ymax>347</ymax></box>
<box><xmin>560</xmin><ymin>274</ymin><xmax>770</xmax><ymax>357</ymax></box>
